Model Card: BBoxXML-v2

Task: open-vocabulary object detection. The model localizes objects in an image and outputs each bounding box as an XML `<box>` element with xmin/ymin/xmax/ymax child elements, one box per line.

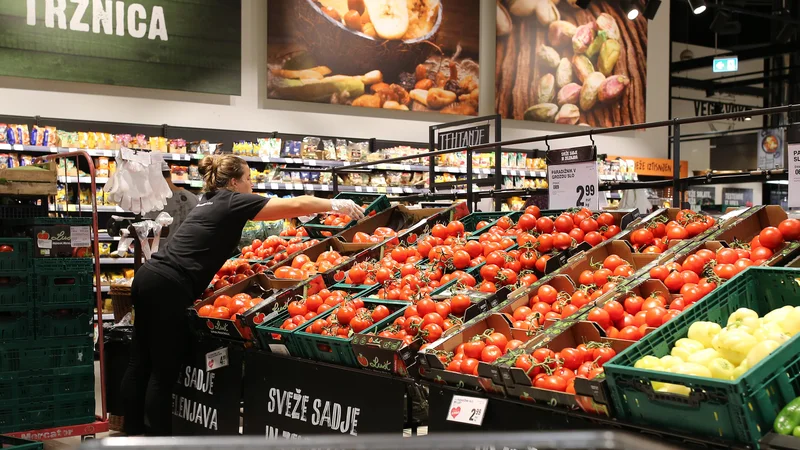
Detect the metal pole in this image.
<box><xmin>332</xmin><ymin>167</ymin><xmax>339</xmax><ymax>194</ymax></box>
<box><xmin>672</xmin><ymin>122</ymin><xmax>681</xmax><ymax>207</ymax></box>
<box><xmin>494</xmin><ymin>116</ymin><xmax>502</xmax><ymax>211</ymax></box>
<box><xmin>466</xmin><ymin>147</ymin><xmax>473</xmax><ymax>213</ymax></box>
<box><xmin>429</xmin><ymin>126</ymin><xmax>436</xmax><ymax>198</ymax></box>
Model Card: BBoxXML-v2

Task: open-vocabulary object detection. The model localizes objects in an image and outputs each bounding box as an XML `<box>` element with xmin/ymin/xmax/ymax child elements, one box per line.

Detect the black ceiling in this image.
<box><xmin>671</xmin><ymin>1</ymin><xmax>775</xmax><ymax>50</ymax></box>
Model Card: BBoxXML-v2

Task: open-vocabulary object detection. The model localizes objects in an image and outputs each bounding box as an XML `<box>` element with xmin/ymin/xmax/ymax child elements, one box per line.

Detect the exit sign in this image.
<box><xmin>713</xmin><ymin>57</ymin><xmax>739</xmax><ymax>73</ymax></box>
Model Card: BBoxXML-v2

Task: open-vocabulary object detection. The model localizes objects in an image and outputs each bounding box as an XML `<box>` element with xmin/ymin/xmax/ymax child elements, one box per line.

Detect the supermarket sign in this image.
<box><xmin>437</xmin><ymin>125</ymin><xmax>491</xmax><ymax>151</ymax></box>
<box><xmin>0</xmin><ymin>0</ymin><xmax>241</xmax><ymax>94</ymax></box>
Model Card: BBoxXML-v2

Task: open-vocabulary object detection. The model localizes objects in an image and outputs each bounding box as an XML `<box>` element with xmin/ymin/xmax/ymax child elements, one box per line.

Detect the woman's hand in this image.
<box><xmin>331</xmin><ymin>199</ymin><xmax>365</xmax><ymax>219</ymax></box>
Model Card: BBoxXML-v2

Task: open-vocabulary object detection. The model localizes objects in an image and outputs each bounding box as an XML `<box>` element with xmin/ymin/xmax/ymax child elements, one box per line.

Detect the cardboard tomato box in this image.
<box><xmin>497</xmin><ymin>275</ymin><xmax>578</xmax><ymax>333</ymax></box>
<box><xmin>334</xmin><ymin>204</ymin><xmax>464</xmax><ymax>249</ymax></box>
<box><xmin>707</xmin><ymin>205</ymin><xmax>800</xmax><ymax>265</ymax></box>
<box><xmin>499</xmin><ymin>321</ymin><xmax>634</xmax><ymax>416</ymax></box>
<box><xmin>417</xmin><ymin>313</ymin><xmax>534</xmax><ymax>395</ymax></box>
<box><xmin>188</xmin><ymin>273</ymin><xmax>327</xmax><ymax>342</ymax></box>
<box><xmin>266</xmin><ymin>240</ymin><xmax>384</xmax><ymax>289</ymax></box>
<box><xmin>558</xmin><ymin>240</ymin><xmax>667</xmax><ymax>289</ymax></box>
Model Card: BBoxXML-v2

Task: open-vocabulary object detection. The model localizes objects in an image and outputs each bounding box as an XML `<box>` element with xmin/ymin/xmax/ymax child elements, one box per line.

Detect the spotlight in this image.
<box><xmin>622</xmin><ymin>0</ymin><xmax>640</xmax><ymax>20</ymax></box>
<box><xmin>687</xmin><ymin>0</ymin><xmax>706</xmax><ymax>14</ymax></box>
<box><xmin>643</xmin><ymin>0</ymin><xmax>662</xmax><ymax>19</ymax></box>
<box><xmin>576</xmin><ymin>0</ymin><xmax>591</xmax><ymax>9</ymax></box>
<box><xmin>710</xmin><ymin>10</ymin><xmax>741</xmax><ymax>35</ymax></box>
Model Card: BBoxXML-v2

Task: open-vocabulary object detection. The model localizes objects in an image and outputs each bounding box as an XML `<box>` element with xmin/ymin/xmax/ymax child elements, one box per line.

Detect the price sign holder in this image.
<box><xmin>546</xmin><ymin>145</ymin><xmax>599</xmax><ymax>209</ymax></box>
<box><xmin>790</xmin><ymin>143</ymin><xmax>800</xmax><ymax>208</ymax></box>
<box><xmin>446</xmin><ymin>395</ymin><xmax>488</xmax><ymax>426</ymax></box>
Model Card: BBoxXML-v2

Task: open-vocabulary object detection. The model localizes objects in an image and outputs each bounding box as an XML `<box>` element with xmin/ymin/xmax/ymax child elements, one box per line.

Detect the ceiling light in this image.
<box><xmin>622</xmin><ymin>0</ymin><xmax>640</xmax><ymax>20</ymax></box>
<box><xmin>710</xmin><ymin>11</ymin><xmax>741</xmax><ymax>35</ymax></box>
<box><xmin>688</xmin><ymin>0</ymin><xmax>706</xmax><ymax>14</ymax></box>
<box><xmin>643</xmin><ymin>0</ymin><xmax>662</xmax><ymax>19</ymax></box>
<box><xmin>575</xmin><ymin>0</ymin><xmax>591</xmax><ymax>9</ymax></box>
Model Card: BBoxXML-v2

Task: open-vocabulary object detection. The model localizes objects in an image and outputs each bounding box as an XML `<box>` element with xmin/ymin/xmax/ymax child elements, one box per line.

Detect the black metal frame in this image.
<box><xmin>331</xmin><ymin>104</ymin><xmax>797</xmax><ymax>210</ymax></box>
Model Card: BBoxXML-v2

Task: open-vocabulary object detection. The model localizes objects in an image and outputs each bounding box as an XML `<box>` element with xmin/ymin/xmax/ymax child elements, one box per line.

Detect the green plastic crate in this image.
<box><xmin>292</xmin><ymin>299</ymin><xmax>407</xmax><ymax>367</ymax></box>
<box><xmin>0</xmin><ymin>391</ymin><xmax>95</xmax><ymax>434</ymax></box>
<box><xmin>254</xmin><ymin>284</ymin><xmax>380</xmax><ymax>355</ymax></box>
<box><xmin>0</xmin><ymin>238</ymin><xmax>32</xmax><ymax>274</ymax></box>
<box><xmin>33</xmin><ymin>258</ymin><xmax>93</xmax><ymax>307</ymax></box>
<box><xmin>303</xmin><ymin>193</ymin><xmax>391</xmax><ymax>238</ymax></box>
<box><xmin>604</xmin><ymin>267</ymin><xmax>800</xmax><ymax>447</ymax></box>
<box><xmin>0</xmin><ymin>435</ymin><xmax>43</xmax><ymax>450</ymax></box>
<box><xmin>0</xmin><ymin>309</ymin><xmax>34</xmax><ymax>341</ymax></box>
<box><xmin>0</xmin><ymin>276</ymin><xmax>33</xmax><ymax>309</ymax></box>
<box><xmin>0</xmin><ymin>337</ymin><xmax>94</xmax><ymax>371</ymax></box>
<box><xmin>0</xmin><ymin>366</ymin><xmax>94</xmax><ymax>400</ymax></box>
<box><xmin>35</xmin><ymin>307</ymin><xmax>94</xmax><ymax>339</ymax></box>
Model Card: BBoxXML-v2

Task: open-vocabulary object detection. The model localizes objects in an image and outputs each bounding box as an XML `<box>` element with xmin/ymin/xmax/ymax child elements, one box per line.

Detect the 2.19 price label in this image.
<box><xmin>548</xmin><ymin>160</ymin><xmax>599</xmax><ymax>210</ymax></box>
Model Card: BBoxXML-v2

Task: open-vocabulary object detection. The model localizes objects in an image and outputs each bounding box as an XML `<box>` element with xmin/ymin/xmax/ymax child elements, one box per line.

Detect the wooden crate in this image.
<box><xmin>0</xmin><ymin>163</ymin><xmax>57</xmax><ymax>195</ymax></box>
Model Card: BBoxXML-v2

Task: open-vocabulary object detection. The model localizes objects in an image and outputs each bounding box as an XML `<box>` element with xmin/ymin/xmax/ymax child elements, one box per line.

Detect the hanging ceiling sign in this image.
<box><xmin>693</xmin><ymin>100</ymin><xmax>753</xmax><ymax>121</ymax></box>
<box><xmin>437</xmin><ymin>125</ymin><xmax>491</xmax><ymax>151</ymax></box>
<box><xmin>712</xmin><ymin>56</ymin><xmax>739</xmax><ymax>73</ymax></box>
<box><xmin>547</xmin><ymin>146</ymin><xmax>599</xmax><ymax>210</ymax></box>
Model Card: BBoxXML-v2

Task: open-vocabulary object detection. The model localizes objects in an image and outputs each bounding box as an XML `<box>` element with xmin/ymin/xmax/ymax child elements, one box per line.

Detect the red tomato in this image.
<box><xmin>480</xmin><ymin>345</ymin><xmax>503</xmax><ymax>363</ymax></box>
<box><xmin>751</xmin><ymin>246</ymin><xmax>774</xmax><ymax>261</ymax></box>
<box><xmin>618</xmin><ymin>325</ymin><xmax>642</xmax><ymax>341</ymax></box>
<box><xmin>759</xmin><ymin>227</ymin><xmax>784</xmax><ymax>249</ymax></box>
<box><xmin>716</xmin><ymin>248</ymin><xmax>739</xmax><ymax>265</ymax></box>
<box><xmin>603</xmin><ymin>300</ymin><xmax>625</xmax><ymax>322</ymax></box>
<box><xmin>536</xmin><ymin>217</ymin><xmax>554</xmax><ymax>234</ymax></box>
<box><xmin>649</xmin><ymin>265</ymin><xmax>669</xmax><ymax>281</ymax></box>
<box><xmin>587</xmin><ymin>308</ymin><xmax>611</xmax><ymax>329</ymax></box>
<box><xmin>624</xmin><ymin>295</ymin><xmax>644</xmax><ymax>315</ymax></box>
<box><xmin>554</xmin><ymin>215</ymin><xmax>574</xmax><ymax>232</ymax></box>
<box><xmin>779</xmin><ymin>219</ymin><xmax>800</xmax><ymax>241</ymax></box>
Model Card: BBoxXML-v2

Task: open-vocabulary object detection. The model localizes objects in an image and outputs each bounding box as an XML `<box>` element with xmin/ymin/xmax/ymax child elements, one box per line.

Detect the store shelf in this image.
<box><xmin>99</xmin><ymin>258</ymin><xmax>134</xmax><ymax>264</ymax></box>
<box><xmin>600</xmin><ymin>174</ymin><xmax>639</xmax><ymax>181</ymax></box>
<box><xmin>49</xmin><ymin>204</ymin><xmax>125</xmax><ymax>212</ymax></box>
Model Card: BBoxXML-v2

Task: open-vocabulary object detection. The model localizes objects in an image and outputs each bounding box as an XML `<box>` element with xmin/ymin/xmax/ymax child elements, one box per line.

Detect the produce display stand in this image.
<box><xmin>1</xmin><ymin>150</ymin><xmax>108</xmax><ymax>440</ymax></box>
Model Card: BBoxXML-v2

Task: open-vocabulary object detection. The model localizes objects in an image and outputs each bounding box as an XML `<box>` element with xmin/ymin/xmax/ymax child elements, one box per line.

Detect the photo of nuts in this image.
<box><xmin>496</xmin><ymin>0</ymin><xmax>647</xmax><ymax>127</ymax></box>
<box><xmin>268</xmin><ymin>0</ymin><xmax>480</xmax><ymax>116</ymax></box>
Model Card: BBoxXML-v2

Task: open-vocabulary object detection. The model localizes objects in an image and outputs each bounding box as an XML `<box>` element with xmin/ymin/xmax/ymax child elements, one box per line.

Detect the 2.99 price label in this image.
<box><xmin>548</xmin><ymin>161</ymin><xmax>599</xmax><ymax>210</ymax></box>
<box><xmin>446</xmin><ymin>395</ymin><xmax>488</xmax><ymax>426</ymax></box>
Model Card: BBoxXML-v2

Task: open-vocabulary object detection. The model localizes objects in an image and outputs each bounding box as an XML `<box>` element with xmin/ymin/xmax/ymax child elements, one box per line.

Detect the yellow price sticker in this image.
<box><xmin>377</xmin><ymin>187</ymin><xmax>387</xmax><ymax>194</ymax></box>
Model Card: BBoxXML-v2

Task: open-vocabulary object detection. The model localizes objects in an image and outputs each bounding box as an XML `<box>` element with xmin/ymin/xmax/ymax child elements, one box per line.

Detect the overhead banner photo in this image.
<box><xmin>496</xmin><ymin>0</ymin><xmax>647</xmax><ymax>126</ymax></box>
<box><xmin>267</xmin><ymin>0</ymin><xmax>481</xmax><ymax>115</ymax></box>
<box><xmin>0</xmin><ymin>0</ymin><xmax>242</xmax><ymax>95</ymax></box>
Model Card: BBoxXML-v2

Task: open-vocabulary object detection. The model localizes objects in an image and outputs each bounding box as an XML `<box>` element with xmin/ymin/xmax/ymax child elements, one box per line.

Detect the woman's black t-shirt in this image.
<box><xmin>144</xmin><ymin>189</ymin><xmax>268</xmax><ymax>299</ymax></box>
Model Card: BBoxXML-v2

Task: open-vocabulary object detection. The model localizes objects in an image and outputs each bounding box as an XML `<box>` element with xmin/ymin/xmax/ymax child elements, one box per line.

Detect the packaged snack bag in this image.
<box><xmin>0</xmin><ymin>124</ymin><xmax>7</xmax><ymax>143</ymax></box>
<box><xmin>19</xmin><ymin>155</ymin><xmax>33</xmax><ymax>166</ymax></box>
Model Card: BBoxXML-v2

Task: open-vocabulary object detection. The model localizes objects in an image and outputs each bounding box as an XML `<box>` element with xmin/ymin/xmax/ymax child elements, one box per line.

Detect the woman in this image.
<box><xmin>121</xmin><ymin>154</ymin><xmax>363</xmax><ymax>436</ymax></box>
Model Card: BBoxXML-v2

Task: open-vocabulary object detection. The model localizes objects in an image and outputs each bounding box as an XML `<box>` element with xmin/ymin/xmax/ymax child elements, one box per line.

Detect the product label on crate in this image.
<box><xmin>242</xmin><ymin>351</ymin><xmax>405</xmax><ymax>438</ymax></box>
<box><xmin>446</xmin><ymin>395</ymin><xmax>488</xmax><ymax>426</ymax></box>
<box><xmin>172</xmin><ymin>339</ymin><xmax>242</xmax><ymax>435</ymax></box>
<box><xmin>70</xmin><ymin>226</ymin><xmax>91</xmax><ymax>247</ymax></box>
<box><xmin>790</xmin><ymin>143</ymin><xmax>800</xmax><ymax>208</ymax></box>
<box><xmin>205</xmin><ymin>347</ymin><xmax>229</xmax><ymax>371</ymax></box>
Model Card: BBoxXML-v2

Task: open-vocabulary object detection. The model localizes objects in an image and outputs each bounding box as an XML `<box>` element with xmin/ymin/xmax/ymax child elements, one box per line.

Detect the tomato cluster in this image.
<box><xmin>511</xmin><ymin>254</ymin><xmax>637</xmax><ymax>331</ymax></box>
<box><xmin>198</xmin><ymin>292</ymin><xmax>266</xmax><ymax>319</ymax></box>
<box><xmin>628</xmin><ymin>209</ymin><xmax>716</xmax><ymax>254</ymax></box>
<box><xmin>279</xmin><ymin>225</ymin><xmax>308</xmax><ymax>237</ymax></box>
<box><xmin>444</xmin><ymin>330</ymin><xmax>525</xmax><ymax>376</ymax></box>
<box><xmin>205</xmin><ymin>259</ymin><xmax>268</xmax><ymax>297</ymax></box>
<box><xmin>352</xmin><ymin>227</ymin><xmax>399</xmax><ymax>244</ymax></box>
<box><xmin>512</xmin><ymin>343</ymin><xmax>617</xmax><ymax>393</ymax></box>
<box><xmin>240</xmin><ymin>236</ymin><xmax>320</xmax><ymax>264</ymax></box>
<box><xmin>303</xmin><ymin>298</ymin><xmax>394</xmax><ymax>338</ymax></box>
<box><xmin>276</xmin><ymin>288</ymin><xmax>353</xmax><ymax>334</ymax></box>
<box><xmin>273</xmin><ymin>250</ymin><xmax>350</xmax><ymax>280</ymax></box>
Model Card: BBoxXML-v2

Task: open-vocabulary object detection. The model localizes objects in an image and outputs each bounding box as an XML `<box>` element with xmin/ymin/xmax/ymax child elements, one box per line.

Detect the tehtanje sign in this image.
<box><xmin>0</xmin><ymin>0</ymin><xmax>242</xmax><ymax>94</ymax></box>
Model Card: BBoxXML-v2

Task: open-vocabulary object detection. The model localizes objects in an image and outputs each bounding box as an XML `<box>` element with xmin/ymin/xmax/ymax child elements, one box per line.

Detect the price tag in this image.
<box><xmin>293</xmin><ymin>183</ymin><xmax>303</xmax><ymax>190</ymax></box>
<box><xmin>789</xmin><ymin>143</ymin><xmax>800</xmax><ymax>208</ymax></box>
<box><xmin>548</xmin><ymin>160</ymin><xmax>599</xmax><ymax>209</ymax></box>
<box><xmin>0</xmin><ymin>143</ymin><xmax>10</xmax><ymax>150</ymax></box>
<box><xmin>268</xmin><ymin>344</ymin><xmax>291</xmax><ymax>356</ymax></box>
<box><xmin>307</xmin><ymin>159</ymin><xmax>317</xmax><ymax>166</ymax></box>
<box><xmin>13</xmin><ymin>144</ymin><xmax>23</xmax><ymax>151</ymax></box>
<box><xmin>70</xmin><ymin>226</ymin><xmax>91</xmax><ymax>247</ymax></box>
<box><xmin>446</xmin><ymin>395</ymin><xmax>488</xmax><ymax>426</ymax></box>
<box><xmin>206</xmin><ymin>347</ymin><xmax>229</xmax><ymax>371</ymax></box>
<box><xmin>355</xmin><ymin>186</ymin><xmax>363</xmax><ymax>192</ymax></box>
<box><xmin>377</xmin><ymin>187</ymin><xmax>387</xmax><ymax>194</ymax></box>
<box><xmin>189</xmin><ymin>180</ymin><xmax>203</xmax><ymax>188</ymax></box>
<box><xmin>270</xmin><ymin>182</ymin><xmax>280</xmax><ymax>190</ymax></box>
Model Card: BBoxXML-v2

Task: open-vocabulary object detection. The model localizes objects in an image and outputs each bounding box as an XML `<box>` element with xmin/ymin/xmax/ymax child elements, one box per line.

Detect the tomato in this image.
<box><xmin>486</xmin><ymin>332</ymin><xmax>509</xmax><ymax>352</ymax></box>
<box><xmin>536</xmin><ymin>234</ymin><xmax>554</xmax><ymax>253</ymax></box>
<box><xmin>570</xmin><ymin>290</ymin><xmax>591</xmax><ymax>308</ymax></box>
<box><xmin>496</xmin><ymin>216</ymin><xmax>513</xmax><ymax>230</ymax></box>
<box><xmin>663</xmin><ymin>271</ymin><xmax>685</xmax><ymax>292</ymax></box>
<box><xmin>631</xmin><ymin>228</ymin><xmax>655</xmax><ymax>247</ymax></box>
<box><xmin>716</xmin><ymin>248</ymin><xmax>739</xmax><ymax>265</ymax></box>
<box><xmin>734</xmin><ymin>248</ymin><xmax>751</xmax><ymax>260</ymax></box>
<box><xmin>682</xmin><ymin>285</ymin><xmax>704</xmax><ymax>305</ymax></box>
<box><xmin>537</xmin><ymin>285</ymin><xmax>558</xmax><ymax>304</ymax></box>
<box><xmin>669</xmin><ymin>298</ymin><xmax>686</xmax><ymax>311</ymax></box>
<box><xmin>603</xmin><ymin>300</ymin><xmax>625</xmax><ymax>322</ymax></box>
<box><xmin>592</xmin><ymin>347</ymin><xmax>617</xmax><ymax>365</ymax></box>
<box><xmin>460</xmin><ymin>357</ymin><xmax>480</xmax><ymax>375</ymax></box>
<box><xmin>759</xmin><ymin>227</ymin><xmax>784</xmax><ymax>249</ymax></box>
<box><xmin>525</xmin><ymin>205</ymin><xmax>541</xmax><ymax>218</ymax></box>
<box><xmin>750</xmin><ymin>246</ymin><xmax>773</xmax><ymax>261</ymax></box>
<box><xmin>431</xmin><ymin>224</ymin><xmax>450</xmax><ymax>240</ymax></box>
<box><xmin>450</xmin><ymin>295</ymin><xmax>471</xmax><ymax>316</ymax></box>
<box><xmin>584</xmin><ymin>231</ymin><xmax>604</xmax><ymax>247</ymax></box>
<box><xmin>649</xmin><ymin>265</ymin><xmax>669</xmax><ymax>281</ymax></box>
<box><xmin>713</xmin><ymin>263</ymin><xmax>738</xmax><ymax>280</ymax></box>
<box><xmin>685</xmin><ymin>221</ymin><xmax>707</xmax><ymax>237</ymax></box>
<box><xmin>446</xmin><ymin>359</ymin><xmax>463</xmax><ymax>372</ymax></box>
<box><xmin>587</xmin><ymin>308</ymin><xmax>611</xmax><ymax>329</ymax></box>
<box><xmin>681</xmin><ymin>255</ymin><xmax>705</xmax><ymax>275</ymax></box>
<box><xmin>535</xmin><ymin>255</ymin><xmax>552</xmax><ymax>273</ymax></box>
<box><xmin>517</xmin><ymin>213</ymin><xmax>538</xmax><ymax>231</ymax></box>
<box><xmin>603</xmin><ymin>255</ymin><xmax>626</xmax><ymax>270</ymax></box>
<box><xmin>532</xmin><ymin>348</ymin><xmax>556</xmax><ymax>366</ymax></box>
<box><xmin>479</xmin><ymin>264</ymin><xmax>501</xmax><ymax>283</ymax></box>
<box><xmin>553</xmin><ymin>232</ymin><xmax>572</xmax><ymax>251</ymax></box>
<box><xmin>463</xmin><ymin>340</ymin><xmax>486</xmax><ymax>359</ymax></box>
<box><xmin>593</xmin><ymin>268</ymin><xmax>613</xmax><ymax>287</ymax></box>
<box><xmin>371</xmin><ymin>305</ymin><xmax>391</xmax><ymax>322</ymax></box>
<box><xmin>695</xmin><ymin>249</ymin><xmax>715</xmax><ymax>262</ymax></box>
<box><xmin>447</xmin><ymin>220</ymin><xmax>465</xmax><ymax>237</ymax></box>
<box><xmin>197</xmin><ymin>304</ymin><xmax>214</xmax><ymax>317</ymax></box>
<box><xmin>779</xmin><ymin>219</ymin><xmax>800</xmax><ymax>241</ymax></box>
<box><xmin>536</xmin><ymin>217</ymin><xmax>554</xmax><ymax>233</ymax></box>
<box><xmin>624</xmin><ymin>295</ymin><xmax>644</xmax><ymax>315</ymax></box>
<box><xmin>662</xmin><ymin>310</ymin><xmax>680</xmax><ymax>324</ymax></box>
<box><xmin>535</xmin><ymin>375</ymin><xmax>568</xmax><ymax>392</ymax></box>
<box><xmin>553</xmin><ymin>214</ymin><xmax>574</xmax><ymax>232</ymax></box>
<box><xmin>210</xmin><ymin>306</ymin><xmax>231</xmax><ymax>319</ymax></box>
<box><xmin>579</xmin><ymin>218</ymin><xmax>599</xmax><ymax>233</ymax></box>
<box><xmin>480</xmin><ymin>345</ymin><xmax>503</xmax><ymax>363</ymax></box>
<box><xmin>560</xmin><ymin>348</ymin><xmax>584</xmax><ymax>370</ymax></box>
<box><xmin>697</xmin><ymin>277</ymin><xmax>717</xmax><ymax>296</ymax></box>
<box><xmin>614</xmin><ymin>264</ymin><xmax>634</xmax><ymax>278</ymax></box>
<box><xmin>617</xmin><ymin>325</ymin><xmax>640</xmax><ymax>341</ymax></box>
<box><xmin>680</xmin><ymin>270</ymin><xmax>700</xmax><ymax>285</ymax></box>
<box><xmin>735</xmin><ymin>258</ymin><xmax>754</xmax><ymax>272</ymax></box>
<box><xmin>462</xmin><ymin>240</ymin><xmax>483</xmax><ymax>259</ymax></box>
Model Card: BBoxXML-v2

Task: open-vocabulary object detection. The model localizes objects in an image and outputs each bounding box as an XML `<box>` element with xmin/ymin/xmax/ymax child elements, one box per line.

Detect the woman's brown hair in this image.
<box><xmin>198</xmin><ymin>155</ymin><xmax>247</xmax><ymax>192</ymax></box>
